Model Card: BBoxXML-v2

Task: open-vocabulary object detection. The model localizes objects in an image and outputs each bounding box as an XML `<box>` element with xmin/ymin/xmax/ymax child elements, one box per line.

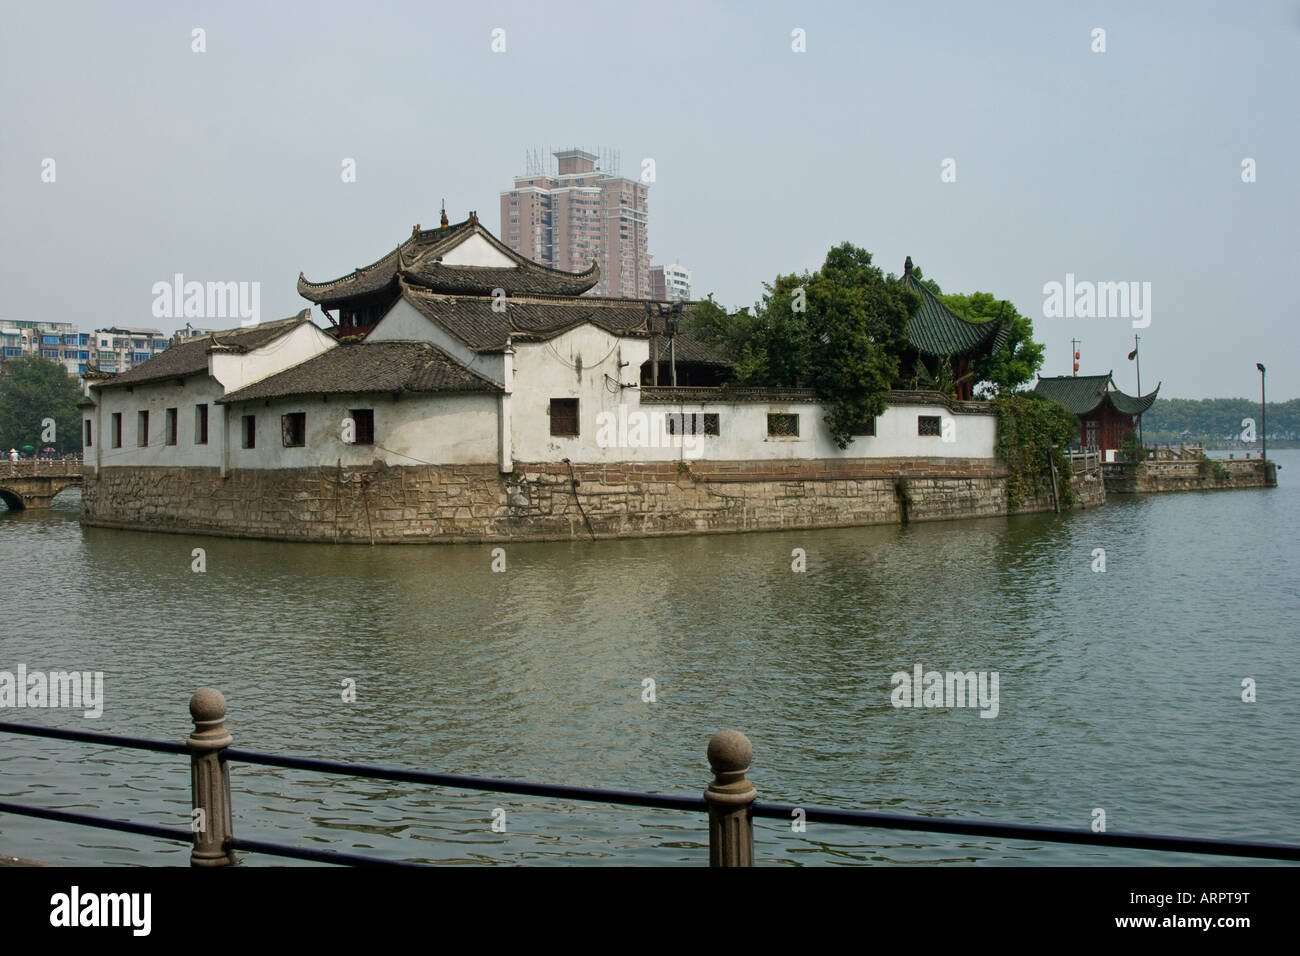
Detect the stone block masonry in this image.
<box><xmin>1103</xmin><ymin>458</ymin><xmax>1276</xmax><ymax>494</ymax></box>
<box><xmin>80</xmin><ymin>457</ymin><xmax>1103</xmax><ymax>544</ymax></box>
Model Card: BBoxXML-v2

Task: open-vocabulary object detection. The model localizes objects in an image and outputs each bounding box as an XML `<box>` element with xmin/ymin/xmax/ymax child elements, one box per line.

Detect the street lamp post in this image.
<box><xmin>1256</xmin><ymin>363</ymin><xmax>1266</xmax><ymax>465</ymax></box>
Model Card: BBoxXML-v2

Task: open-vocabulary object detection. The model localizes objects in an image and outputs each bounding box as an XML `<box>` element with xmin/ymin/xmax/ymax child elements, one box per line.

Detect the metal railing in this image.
<box><xmin>2</xmin><ymin>688</ymin><xmax>1298</xmax><ymax>866</ymax></box>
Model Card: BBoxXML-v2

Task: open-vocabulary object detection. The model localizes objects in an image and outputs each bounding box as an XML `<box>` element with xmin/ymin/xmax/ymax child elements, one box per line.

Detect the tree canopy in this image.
<box><xmin>690</xmin><ymin>242</ymin><xmax>915</xmax><ymax>448</ymax></box>
<box><xmin>688</xmin><ymin>243</ymin><xmax>1047</xmax><ymax>443</ymax></box>
<box><xmin>0</xmin><ymin>356</ymin><xmax>84</xmax><ymax>454</ymax></box>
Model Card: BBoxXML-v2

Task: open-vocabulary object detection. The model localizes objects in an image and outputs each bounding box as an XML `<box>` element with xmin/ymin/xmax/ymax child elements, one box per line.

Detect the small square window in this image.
<box><xmin>549</xmin><ymin>398</ymin><xmax>579</xmax><ymax>437</ymax></box>
<box><xmin>851</xmin><ymin>417</ymin><xmax>876</xmax><ymax>437</ymax></box>
<box><xmin>918</xmin><ymin>416</ymin><xmax>942</xmax><ymax>436</ymax></box>
<box><xmin>281</xmin><ymin>412</ymin><xmax>306</xmax><ymax>447</ymax></box>
<box><xmin>767</xmin><ymin>413</ymin><xmax>799</xmax><ymax>437</ymax></box>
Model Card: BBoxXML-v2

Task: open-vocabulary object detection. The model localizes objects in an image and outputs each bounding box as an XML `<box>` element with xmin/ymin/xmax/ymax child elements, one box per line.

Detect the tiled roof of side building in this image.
<box><xmin>297</xmin><ymin>214</ymin><xmax>600</xmax><ymax>305</ymax></box>
<box><xmin>218</xmin><ymin>340</ymin><xmax>502</xmax><ymax>405</ymax></box>
<box><xmin>900</xmin><ymin>269</ymin><xmax>1011</xmax><ymax>359</ymax></box>
<box><xmin>92</xmin><ymin>312</ymin><xmax>314</xmax><ymax>389</ymax></box>
<box><xmin>396</xmin><ymin>282</ymin><xmax>730</xmax><ymax>365</ymax></box>
<box><xmin>1034</xmin><ymin>372</ymin><xmax>1160</xmax><ymax>416</ymax></box>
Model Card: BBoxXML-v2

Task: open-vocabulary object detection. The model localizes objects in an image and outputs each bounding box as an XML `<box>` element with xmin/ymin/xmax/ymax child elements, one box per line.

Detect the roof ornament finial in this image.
<box><xmin>904</xmin><ymin>256</ymin><xmax>913</xmax><ymax>277</ymax></box>
<box><xmin>412</xmin><ymin>224</ymin><xmax>420</xmax><ymax>237</ymax></box>
<box><xmin>468</xmin><ymin>209</ymin><xmax>478</xmax><ymax>225</ymax></box>
<box><xmin>440</xmin><ymin>200</ymin><xmax>448</xmax><ymax>229</ymax></box>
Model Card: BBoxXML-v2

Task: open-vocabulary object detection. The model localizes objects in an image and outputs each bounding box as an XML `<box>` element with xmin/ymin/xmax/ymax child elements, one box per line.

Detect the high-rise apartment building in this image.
<box><xmin>1</xmin><ymin>319</ymin><xmax>169</xmax><ymax>378</ymax></box>
<box><xmin>650</xmin><ymin>263</ymin><xmax>691</xmax><ymax>302</ymax></box>
<box><xmin>500</xmin><ymin>148</ymin><xmax>650</xmax><ymax>299</ymax></box>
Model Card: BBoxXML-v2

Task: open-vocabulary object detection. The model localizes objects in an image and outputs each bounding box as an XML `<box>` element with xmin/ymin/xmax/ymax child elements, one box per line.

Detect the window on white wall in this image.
<box><xmin>281</xmin><ymin>413</ymin><xmax>306</xmax><ymax>448</ymax></box>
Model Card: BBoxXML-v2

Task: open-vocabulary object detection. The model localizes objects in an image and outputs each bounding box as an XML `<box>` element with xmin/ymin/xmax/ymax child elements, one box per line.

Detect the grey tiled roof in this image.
<box><xmin>297</xmin><ymin>215</ymin><xmax>600</xmax><ymax>305</ymax></box>
<box><xmin>93</xmin><ymin>312</ymin><xmax>314</xmax><ymax>389</ymax></box>
<box><xmin>398</xmin><ymin>283</ymin><xmax>730</xmax><ymax>365</ymax></box>
<box><xmin>218</xmin><ymin>340</ymin><xmax>501</xmax><ymax>405</ymax></box>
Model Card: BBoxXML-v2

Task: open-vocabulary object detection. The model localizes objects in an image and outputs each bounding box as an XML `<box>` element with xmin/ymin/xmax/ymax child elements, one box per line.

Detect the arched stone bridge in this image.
<box><xmin>0</xmin><ymin>460</ymin><xmax>84</xmax><ymax>510</ymax></box>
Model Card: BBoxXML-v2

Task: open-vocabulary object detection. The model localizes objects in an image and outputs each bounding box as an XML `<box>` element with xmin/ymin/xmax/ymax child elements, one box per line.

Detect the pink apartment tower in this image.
<box><xmin>500</xmin><ymin>148</ymin><xmax>650</xmax><ymax>299</ymax></box>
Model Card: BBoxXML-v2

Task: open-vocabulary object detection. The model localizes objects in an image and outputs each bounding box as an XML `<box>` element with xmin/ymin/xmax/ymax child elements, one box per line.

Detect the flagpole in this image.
<box><xmin>1129</xmin><ymin>334</ymin><xmax>1142</xmax><ymax>446</ymax></box>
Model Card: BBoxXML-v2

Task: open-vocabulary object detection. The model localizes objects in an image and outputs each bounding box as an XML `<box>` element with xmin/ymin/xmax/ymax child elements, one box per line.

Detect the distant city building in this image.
<box><xmin>0</xmin><ymin>320</ymin><xmax>169</xmax><ymax>377</ymax></box>
<box><xmin>500</xmin><ymin>148</ymin><xmax>650</xmax><ymax>299</ymax></box>
<box><xmin>171</xmin><ymin>323</ymin><xmax>219</xmax><ymax>344</ymax></box>
<box><xmin>1</xmin><ymin>319</ymin><xmax>92</xmax><ymax>376</ymax></box>
<box><xmin>650</xmin><ymin>263</ymin><xmax>691</xmax><ymax>302</ymax></box>
<box><xmin>90</xmin><ymin>327</ymin><xmax>169</xmax><ymax>376</ymax></box>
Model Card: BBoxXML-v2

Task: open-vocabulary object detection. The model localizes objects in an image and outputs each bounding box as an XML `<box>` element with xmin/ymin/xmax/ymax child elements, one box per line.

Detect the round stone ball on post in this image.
<box><xmin>187</xmin><ymin>687</ymin><xmax>237</xmax><ymax>867</ymax></box>
<box><xmin>704</xmin><ymin>730</ymin><xmax>757</xmax><ymax>867</ymax></box>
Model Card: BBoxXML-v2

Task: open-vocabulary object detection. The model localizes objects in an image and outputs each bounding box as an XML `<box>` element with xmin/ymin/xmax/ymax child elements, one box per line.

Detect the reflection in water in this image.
<box><xmin>1</xmin><ymin>454</ymin><xmax>1297</xmax><ymax>865</ymax></box>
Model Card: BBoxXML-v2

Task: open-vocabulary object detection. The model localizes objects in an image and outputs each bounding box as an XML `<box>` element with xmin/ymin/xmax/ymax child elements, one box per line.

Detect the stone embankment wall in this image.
<box><xmin>1103</xmin><ymin>459</ymin><xmax>1276</xmax><ymax>494</ymax></box>
<box><xmin>80</xmin><ymin>457</ymin><xmax>1103</xmax><ymax>543</ymax></box>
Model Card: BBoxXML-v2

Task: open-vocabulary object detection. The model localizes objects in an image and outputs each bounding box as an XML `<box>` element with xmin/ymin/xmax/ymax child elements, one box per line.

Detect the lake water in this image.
<box><xmin>1</xmin><ymin>451</ymin><xmax>1296</xmax><ymax>865</ymax></box>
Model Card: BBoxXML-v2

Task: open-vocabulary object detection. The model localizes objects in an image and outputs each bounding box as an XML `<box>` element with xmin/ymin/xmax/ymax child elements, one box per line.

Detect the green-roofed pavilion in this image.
<box><xmin>1034</xmin><ymin>371</ymin><xmax>1160</xmax><ymax>454</ymax></box>
<box><xmin>899</xmin><ymin>257</ymin><xmax>1013</xmax><ymax>399</ymax></box>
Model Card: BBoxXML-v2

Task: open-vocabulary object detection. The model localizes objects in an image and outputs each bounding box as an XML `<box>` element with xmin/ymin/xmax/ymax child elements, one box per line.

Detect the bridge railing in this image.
<box><xmin>2</xmin><ymin>688</ymin><xmax>1298</xmax><ymax>867</ymax></box>
<box><xmin>0</xmin><ymin>457</ymin><xmax>84</xmax><ymax>478</ymax></box>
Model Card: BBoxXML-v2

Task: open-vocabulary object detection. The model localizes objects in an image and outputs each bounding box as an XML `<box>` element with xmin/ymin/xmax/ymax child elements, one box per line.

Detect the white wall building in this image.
<box><xmin>85</xmin><ymin>216</ymin><xmax>1000</xmax><ymax>481</ymax></box>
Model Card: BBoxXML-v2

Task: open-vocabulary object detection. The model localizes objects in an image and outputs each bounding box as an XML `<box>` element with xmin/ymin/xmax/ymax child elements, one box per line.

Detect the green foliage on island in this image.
<box><xmin>1120</xmin><ymin>429</ymin><xmax>1147</xmax><ymax>464</ymax></box>
<box><xmin>994</xmin><ymin>393</ymin><xmax>1079</xmax><ymax>510</ymax></box>
<box><xmin>1140</xmin><ymin>397</ymin><xmax>1300</xmax><ymax>445</ymax></box>
<box><xmin>0</xmin><ymin>355</ymin><xmax>84</xmax><ymax>455</ymax></box>
<box><xmin>689</xmin><ymin>243</ymin><xmax>914</xmax><ymax>448</ymax></box>
<box><xmin>689</xmin><ymin>245</ymin><xmax>1049</xmax><ymax>447</ymax></box>
<box><xmin>1197</xmin><ymin>456</ymin><xmax>1230</xmax><ymax>481</ymax></box>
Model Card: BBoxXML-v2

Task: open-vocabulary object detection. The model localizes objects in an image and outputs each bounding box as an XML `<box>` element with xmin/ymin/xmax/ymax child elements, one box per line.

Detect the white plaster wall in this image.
<box><xmin>365</xmin><ymin>299</ymin><xmax>505</xmax><ymax>383</ymax></box>
<box><xmin>222</xmin><ymin>392</ymin><xmax>499</xmax><ymax>469</ymax></box>
<box><xmin>508</xmin><ymin>325</ymin><xmax>650</xmax><ymax>463</ymax></box>
<box><xmin>209</xmin><ymin>323</ymin><xmax>336</xmax><ymax>393</ymax></box>
<box><xmin>437</xmin><ymin>233</ymin><xmax>516</xmax><ymax>267</ymax></box>
<box><xmin>88</xmin><ymin>377</ymin><xmax>225</xmax><ymax>469</ymax></box>
<box><xmin>507</xmin><ymin>325</ymin><xmax>997</xmax><ymax>462</ymax></box>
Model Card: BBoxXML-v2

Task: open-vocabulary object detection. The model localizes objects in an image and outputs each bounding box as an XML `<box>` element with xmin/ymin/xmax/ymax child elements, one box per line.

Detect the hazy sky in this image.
<box><xmin>2</xmin><ymin>1</ymin><xmax>1295</xmax><ymax>399</ymax></box>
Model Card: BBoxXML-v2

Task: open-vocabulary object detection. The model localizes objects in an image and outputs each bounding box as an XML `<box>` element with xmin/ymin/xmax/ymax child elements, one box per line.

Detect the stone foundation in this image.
<box><xmin>1103</xmin><ymin>459</ymin><xmax>1276</xmax><ymax>494</ymax></box>
<box><xmin>80</xmin><ymin>457</ymin><xmax>1103</xmax><ymax>543</ymax></box>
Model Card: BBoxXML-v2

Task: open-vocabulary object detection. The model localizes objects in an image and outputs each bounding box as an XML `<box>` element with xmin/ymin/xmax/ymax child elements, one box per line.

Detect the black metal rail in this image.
<box><xmin>4</xmin><ymin>720</ymin><xmax>1299</xmax><ymax>865</ymax></box>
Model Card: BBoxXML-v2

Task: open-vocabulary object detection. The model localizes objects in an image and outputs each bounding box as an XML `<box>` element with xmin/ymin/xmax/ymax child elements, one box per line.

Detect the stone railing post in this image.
<box><xmin>705</xmin><ymin>730</ymin><xmax>757</xmax><ymax>867</ymax></box>
<box><xmin>187</xmin><ymin>688</ymin><xmax>236</xmax><ymax>867</ymax></box>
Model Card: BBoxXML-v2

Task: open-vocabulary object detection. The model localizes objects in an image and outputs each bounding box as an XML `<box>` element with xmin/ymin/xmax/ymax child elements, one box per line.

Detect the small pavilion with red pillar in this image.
<box><xmin>1034</xmin><ymin>371</ymin><xmax>1160</xmax><ymax>455</ymax></box>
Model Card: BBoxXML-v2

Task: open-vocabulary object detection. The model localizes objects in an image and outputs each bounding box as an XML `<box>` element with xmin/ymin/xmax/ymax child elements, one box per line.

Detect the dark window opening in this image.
<box><xmin>111</xmin><ymin>413</ymin><xmax>122</xmax><ymax>448</ymax></box>
<box><xmin>281</xmin><ymin>412</ymin><xmax>306</xmax><ymax>448</ymax></box>
<box><xmin>549</xmin><ymin>398</ymin><xmax>579</xmax><ymax>437</ymax></box>
<box><xmin>242</xmin><ymin>414</ymin><xmax>256</xmax><ymax>449</ymax></box>
<box><xmin>767</xmin><ymin>413</ymin><xmax>799</xmax><ymax>437</ymax></box>
<box><xmin>667</xmin><ymin>412</ymin><xmax>720</xmax><ymax>436</ymax></box>
<box><xmin>195</xmin><ymin>404</ymin><xmax>209</xmax><ymax>445</ymax></box>
<box><xmin>165</xmin><ymin>407</ymin><xmax>177</xmax><ymax>446</ymax></box>
<box><xmin>137</xmin><ymin>410</ymin><xmax>149</xmax><ymax>447</ymax></box>
<box><xmin>918</xmin><ymin>415</ymin><xmax>942</xmax><ymax>436</ymax></box>
<box><xmin>851</xmin><ymin>417</ymin><xmax>876</xmax><ymax>437</ymax></box>
<box><xmin>84</xmin><ymin>419</ymin><xmax>92</xmax><ymax>447</ymax></box>
<box><xmin>348</xmin><ymin>409</ymin><xmax>374</xmax><ymax>445</ymax></box>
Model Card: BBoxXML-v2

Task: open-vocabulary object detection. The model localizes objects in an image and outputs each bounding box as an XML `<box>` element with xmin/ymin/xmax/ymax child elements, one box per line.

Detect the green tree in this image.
<box><xmin>939</xmin><ymin>291</ymin><xmax>1044</xmax><ymax>395</ymax></box>
<box><xmin>688</xmin><ymin>243</ymin><xmax>916</xmax><ymax>447</ymax></box>
<box><xmin>0</xmin><ymin>355</ymin><xmax>84</xmax><ymax>454</ymax></box>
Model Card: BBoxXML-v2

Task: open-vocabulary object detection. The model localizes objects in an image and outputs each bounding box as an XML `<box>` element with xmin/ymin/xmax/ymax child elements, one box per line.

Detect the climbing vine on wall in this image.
<box><xmin>995</xmin><ymin>394</ymin><xmax>1079</xmax><ymax>510</ymax></box>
